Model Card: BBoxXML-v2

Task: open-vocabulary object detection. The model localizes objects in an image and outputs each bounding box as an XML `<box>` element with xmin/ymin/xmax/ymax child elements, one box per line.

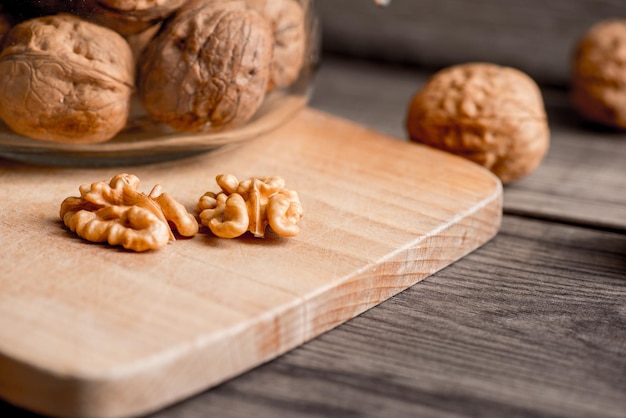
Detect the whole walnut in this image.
<box><xmin>137</xmin><ymin>0</ymin><xmax>274</xmax><ymax>133</ymax></box>
<box><xmin>74</xmin><ymin>0</ymin><xmax>189</xmax><ymax>36</ymax></box>
<box><xmin>572</xmin><ymin>20</ymin><xmax>626</xmax><ymax>129</ymax></box>
<box><xmin>246</xmin><ymin>0</ymin><xmax>306</xmax><ymax>91</ymax></box>
<box><xmin>0</xmin><ymin>14</ymin><xmax>135</xmax><ymax>144</ymax></box>
<box><xmin>406</xmin><ymin>63</ymin><xmax>550</xmax><ymax>184</ymax></box>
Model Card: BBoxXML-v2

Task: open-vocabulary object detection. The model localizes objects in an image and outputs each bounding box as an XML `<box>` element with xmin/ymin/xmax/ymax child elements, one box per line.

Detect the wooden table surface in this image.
<box><xmin>2</xmin><ymin>55</ymin><xmax>625</xmax><ymax>418</ymax></box>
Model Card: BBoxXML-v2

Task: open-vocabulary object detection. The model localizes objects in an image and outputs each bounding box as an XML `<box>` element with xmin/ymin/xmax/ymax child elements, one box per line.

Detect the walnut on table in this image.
<box><xmin>60</xmin><ymin>174</ymin><xmax>198</xmax><ymax>252</ymax></box>
<box><xmin>0</xmin><ymin>14</ymin><xmax>135</xmax><ymax>144</ymax></box>
<box><xmin>572</xmin><ymin>20</ymin><xmax>626</xmax><ymax>129</ymax></box>
<box><xmin>137</xmin><ymin>0</ymin><xmax>274</xmax><ymax>133</ymax></box>
<box><xmin>198</xmin><ymin>174</ymin><xmax>303</xmax><ymax>238</ymax></box>
<box><xmin>406</xmin><ymin>62</ymin><xmax>550</xmax><ymax>184</ymax></box>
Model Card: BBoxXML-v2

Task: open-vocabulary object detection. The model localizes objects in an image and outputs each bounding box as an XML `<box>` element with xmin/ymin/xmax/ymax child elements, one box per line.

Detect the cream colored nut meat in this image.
<box><xmin>572</xmin><ymin>20</ymin><xmax>626</xmax><ymax>129</ymax></box>
<box><xmin>406</xmin><ymin>63</ymin><xmax>550</xmax><ymax>184</ymax></box>
<box><xmin>75</xmin><ymin>0</ymin><xmax>188</xmax><ymax>36</ymax></box>
<box><xmin>60</xmin><ymin>174</ymin><xmax>198</xmax><ymax>252</ymax></box>
<box><xmin>198</xmin><ymin>174</ymin><xmax>303</xmax><ymax>238</ymax></box>
<box><xmin>246</xmin><ymin>0</ymin><xmax>306</xmax><ymax>91</ymax></box>
<box><xmin>0</xmin><ymin>14</ymin><xmax>134</xmax><ymax>144</ymax></box>
<box><xmin>137</xmin><ymin>0</ymin><xmax>274</xmax><ymax>133</ymax></box>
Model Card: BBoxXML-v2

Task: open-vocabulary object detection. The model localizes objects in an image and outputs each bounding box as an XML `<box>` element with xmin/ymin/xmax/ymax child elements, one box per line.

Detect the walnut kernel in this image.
<box><xmin>406</xmin><ymin>63</ymin><xmax>550</xmax><ymax>184</ymax></box>
<box><xmin>198</xmin><ymin>174</ymin><xmax>303</xmax><ymax>238</ymax></box>
<box><xmin>60</xmin><ymin>174</ymin><xmax>198</xmax><ymax>252</ymax></box>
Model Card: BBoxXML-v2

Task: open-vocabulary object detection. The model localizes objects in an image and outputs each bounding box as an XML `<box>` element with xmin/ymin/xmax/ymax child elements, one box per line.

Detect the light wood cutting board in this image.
<box><xmin>0</xmin><ymin>109</ymin><xmax>502</xmax><ymax>418</ymax></box>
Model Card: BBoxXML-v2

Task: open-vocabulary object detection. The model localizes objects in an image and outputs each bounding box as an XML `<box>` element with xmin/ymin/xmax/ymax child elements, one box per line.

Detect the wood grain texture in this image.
<box><xmin>309</xmin><ymin>56</ymin><xmax>626</xmax><ymax>231</ymax></box>
<box><xmin>0</xmin><ymin>109</ymin><xmax>501</xmax><ymax>418</ymax></box>
<box><xmin>141</xmin><ymin>216</ymin><xmax>626</xmax><ymax>418</ymax></box>
<box><xmin>317</xmin><ymin>0</ymin><xmax>626</xmax><ymax>86</ymax></box>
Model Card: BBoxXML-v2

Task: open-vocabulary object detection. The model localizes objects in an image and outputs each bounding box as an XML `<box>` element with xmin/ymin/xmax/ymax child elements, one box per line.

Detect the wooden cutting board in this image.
<box><xmin>0</xmin><ymin>109</ymin><xmax>502</xmax><ymax>418</ymax></box>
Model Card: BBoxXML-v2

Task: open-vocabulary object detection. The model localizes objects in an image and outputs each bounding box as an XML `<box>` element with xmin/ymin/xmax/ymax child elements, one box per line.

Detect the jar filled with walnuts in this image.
<box><xmin>0</xmin><ymin>0</ymin><xmax>319</xmax><ymax>165</ymax></box>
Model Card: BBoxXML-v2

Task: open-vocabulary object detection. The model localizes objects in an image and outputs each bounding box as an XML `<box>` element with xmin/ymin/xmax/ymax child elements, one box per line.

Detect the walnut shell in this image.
<box><xmin>125</xmin><ymin>24</ymin><xmax>161</xmax><ymax>65</ymax></box>
<box><xmin>75</xmin><ymin>0</ymin><xmax>188</xmax><ymax>36</ymax></box>
<box><xmin>406</xmin><ymin>63</ymin><xmax>550</xmax><ymax>184</ymax></box>
<box><xmin>246</xmin><ymin>0</ymin><xmax>306</xmax><ymax>91</ymax></box>
<box><xmin>0</xmin><ymin>14</ymin><xmax>134</xmax><ymax>144</ymax></box>
<box><xmin>572</xmin><ymin>20</ymin><xmax>626</xmax><ymax>129</ymax></box>
<box><xmin>137</xmin><ymin>0</ymin><xmax>274</xmax><ymax>133</ymax></box>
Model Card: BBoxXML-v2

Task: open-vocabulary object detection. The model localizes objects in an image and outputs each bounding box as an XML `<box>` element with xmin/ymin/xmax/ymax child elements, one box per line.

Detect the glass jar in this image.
<box><xmin>0</xmin><ymin>0</ymin><xmax>320</xmax><ymax>166</ymax></box>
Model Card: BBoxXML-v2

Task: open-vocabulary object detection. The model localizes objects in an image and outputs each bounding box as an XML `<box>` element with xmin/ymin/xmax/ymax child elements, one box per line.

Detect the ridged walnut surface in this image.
<box><xmin>572</xmin><ymin>20</ymin><xmax>626</xmax><ymax>129</ymax></box>
<box><xmin>407</xmin><ymin>63</ymin><xmax>550</xmax><ymax>184</ymax></box>
<box><xmin>137</xmin><ymin>0</ymin><xmax>274</xmax><ymax>133</ymax></box>
<box><xmin>0</xmin><ymin>14</ymin><xmax>134</xmax><ymax>143</ymax></box>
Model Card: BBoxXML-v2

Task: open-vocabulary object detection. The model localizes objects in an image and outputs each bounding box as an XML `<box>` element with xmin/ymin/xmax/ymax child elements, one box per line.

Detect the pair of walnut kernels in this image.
<box><xmin>60</xmin><ymin>174</ymin><xmax>304</xmax><ymax>252</ymax></box>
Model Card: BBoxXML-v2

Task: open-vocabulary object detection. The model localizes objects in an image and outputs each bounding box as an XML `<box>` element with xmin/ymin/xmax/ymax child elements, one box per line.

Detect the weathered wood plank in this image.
<box><xmin>317</xmin><ymin>0</ymin><xmax>626</xmax><ymax>86</ymax></box>
<box><xmin>502</xmin><ymin>95</ymin><xmax>626</xmax><ymax>232</ymax></box>
<box><xmin>144</xmin><ymin>216</ymin><xmax>624</xmax><ymax>418</ymax></box>
<box><xmin>2</xmin><ymin>216</ymin><xmax>624</xmax><ymax>417</ymax></box>
<box><xmin>310</xmin><ymin>56</ymin><xmax>626</xmax><ymax>231</ymax></box>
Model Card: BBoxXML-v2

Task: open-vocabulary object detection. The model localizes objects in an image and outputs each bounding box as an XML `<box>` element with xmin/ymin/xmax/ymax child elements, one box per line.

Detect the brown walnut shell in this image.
<box><xmin>137</xmin><ymin>0</ymin><xmax>274</xmax><ymax>133</ymax></box>
<box><xmin>246</xmin><ymin>0</ymin><xmax>306</xmax><ymax>91</ymax></box>
<box><xmin>75</xmin><ymin>0</ymin><xmax>189</xmax><ymax>36</ymax></box>
<box><xmin>0</xmin><ymin>14</ymin><xmax>134</xmax><ymax>144</ymax></box>
<box><xmin>406</xmin><ymin>63</ymin><xmax>550</xmax><ymax>184</ymax></box>
<box><xmin>572</xmin><ymin>20</ymin><xmax>626</xmax><ymax>129</ymax></box>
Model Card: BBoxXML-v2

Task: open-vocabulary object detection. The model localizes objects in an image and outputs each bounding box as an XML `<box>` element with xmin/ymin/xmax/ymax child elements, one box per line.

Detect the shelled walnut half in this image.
<box><xmin>60</xmin><ymin>174</ymin><xmax>198</xmax><ymax>252</ymax></box>
<box><xmin>198</xmin><ymin>174</ymin><xmax>303</xmax><ymax>238</ymax></box>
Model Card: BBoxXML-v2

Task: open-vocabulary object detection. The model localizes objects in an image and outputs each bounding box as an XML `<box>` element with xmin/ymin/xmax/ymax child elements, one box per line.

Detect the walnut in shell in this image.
<box><xmin>246</xmin><ymin>0</ymin><xmax>306</xmax><ymax>91</ymax></box>
<box><xmin>0</xmin><ymin>14</ymin><xmax>135</xmax><ymax>144</ymax></box>
<box><xmin>75</xmin><ymin>0</ymin><xmax>188</xmax><ymax>36</ymax></box>
<box><xmin>137</xmin><ymin>0</ymin><xmax>274</xmax><ymax>133</ymax></box>
<box><xmin>406</xmin><ymin>63</ymin><xmax>550</xmax><ymax>184</ymax></box>
<box><xmin>572</xmin><ymin>20</ymin><xmax>626</xmax><ymax>129</ymax></box>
